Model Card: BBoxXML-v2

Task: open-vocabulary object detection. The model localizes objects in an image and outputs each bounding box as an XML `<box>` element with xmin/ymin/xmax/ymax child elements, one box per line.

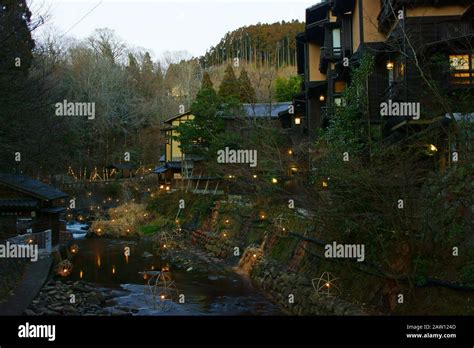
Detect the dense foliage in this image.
<box><xmin>201</xmin><ymin>21</ymin><xmax>304</xmax><ymax>68</ymax></box>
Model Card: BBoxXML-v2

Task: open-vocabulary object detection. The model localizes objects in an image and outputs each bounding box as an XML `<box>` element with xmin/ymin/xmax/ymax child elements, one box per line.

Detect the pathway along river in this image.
<box><xmin>61</xmin><ymin>238</ymin><xmax>282</xmax><ymax>315</ymax></box>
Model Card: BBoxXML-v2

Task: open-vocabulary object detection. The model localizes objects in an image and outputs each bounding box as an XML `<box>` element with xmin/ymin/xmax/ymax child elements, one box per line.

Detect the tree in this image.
<box><xmin>238</xmin><ymin>69</ymin><xmax>256</xmax><ymax>103</ymax></box>
<box><xmin>0</xmin><ymin>0</ymin><xmax>36</xmax><ymax>171</ymax></box>
<box><xmin>218</xmin><ymin>64</ymin><xmax>239</xmax><ymax>99</ymax></box>
<box><xmin>175</xmin><ymin>69</ymin><xmax>244</xmax><ymax>160</ymax></box>
<box><xmin>0</xmin><ymin>0</ymin><xmax>35</xmax><ymax>99</ymax></box>
<box><xmin>126</xmin><ymin>53</ymin><xmax>140</xmax><ymax>85</ymax></box>
<box><xmin>201</xmin><ymin>71</ymin><xmax>214</xmax><ymax>90</ymax></box>
<box><xmin>274</xmin><ymin>76</ymin><xmax>301</xmax><ymax>102</ymax></box>
<box><xmin>87</xmin><ymin>28</ymin><xmax>126</xmax><ymax>63</ymax></box>
<box><xmin>175</xmin><ymin>83</ymin><xmax>224</xmax><ymax>158</ymax></box>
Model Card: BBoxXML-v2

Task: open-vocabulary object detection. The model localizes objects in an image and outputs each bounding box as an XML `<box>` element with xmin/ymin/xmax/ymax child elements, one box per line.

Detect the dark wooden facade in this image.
<box><xmin>288</xmin><ymin>0</ymin><xmax>474</xmax><ymax>138</ymax></box>
<box><xmin>0</xmin><ymin>174</ymin><xmax>68</xmax><ymax>245</ymax></box>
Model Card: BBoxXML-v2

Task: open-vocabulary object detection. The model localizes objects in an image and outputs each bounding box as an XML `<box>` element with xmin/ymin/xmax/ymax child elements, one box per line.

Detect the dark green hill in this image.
<box><xmin>200</xmin><ymin>20</ymin><xmax>304</xmax><ymax>69</ymax></box>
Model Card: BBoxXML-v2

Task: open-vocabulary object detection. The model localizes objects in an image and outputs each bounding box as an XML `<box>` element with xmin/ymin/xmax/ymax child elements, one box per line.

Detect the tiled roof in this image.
<box><xmin>243</xmin><ymin>102</ymin><xmax>292</xmax><ymax>118</ymax></box>
<box><xmin>0</xmin><ymin>174</ymin><xmax>68</xmax><ymax>201</ymax></box>
<box><xmin>0</xmin><ymin>199</ymin><xmax>39</xmax><ymax>208</ymax></box>
<box><xmin>222</xmin><ymin>102</ymin><xmax>292</xmax><ymax>119</ymax></box>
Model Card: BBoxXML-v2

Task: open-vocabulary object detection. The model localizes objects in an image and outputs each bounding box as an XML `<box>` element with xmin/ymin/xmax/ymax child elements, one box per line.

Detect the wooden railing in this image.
<box><xmin>6</xmin><ymin>230</ymin><xmax>52</xmax><ymax>254</ymax></box>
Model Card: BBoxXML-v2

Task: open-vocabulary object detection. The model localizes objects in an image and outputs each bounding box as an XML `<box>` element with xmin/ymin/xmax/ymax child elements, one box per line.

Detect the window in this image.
<box><xmin>387</xmin><ymin>56</ymin><xmax>405</xmax><ymax>85</ymax></box>
<box><xmin>332</xmin><ymin>28</ymin><xmax>341</xmax><ymax>56</ymax></box>
<box><xmin>334</xmin><ymin>97</ymin><xmax>343</xmax><ymax>107</ymax></box>
<box><xmin>449</xmin><ymin>54</ymin><xmax>473</xmax><ymax>84</ymax></box>
<box><xmin>288</xmin><ymin>166</ymin><xmax>298</xmax><ymax>177</ymax></box>
<box><xmin>395</xmin><ymin>56</ymin><xmax>405</xmax><ymax>81</ymax></box>
<box><xmin>334</xmin><ymin>81</ymin><xmax>345</xmax><ymax>93</ymax></box>
<box><xmin>334</xmin><ymin>81</ymin><xmax>345</xmax><ymax>107</ymax></box>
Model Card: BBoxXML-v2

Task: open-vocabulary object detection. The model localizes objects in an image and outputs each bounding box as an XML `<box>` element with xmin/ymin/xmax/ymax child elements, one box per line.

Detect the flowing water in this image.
<box><xmin>61</xmin><ymin>238</ymin><xmax>282</xmax><ymax>315</ymax></box>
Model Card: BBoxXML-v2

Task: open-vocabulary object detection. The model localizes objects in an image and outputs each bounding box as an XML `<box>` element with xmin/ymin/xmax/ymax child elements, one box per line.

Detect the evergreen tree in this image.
<box><xmin>218</xmin><ymin>64</ymin><xmax>239</xmax><ymax>99</ymax></box>
<box><xmin>0</xmin><ymin>0</ymin><xmax>36</xmax><ymax>171</ymax></box>
<box><xmin>0</xmin><ymin>0</ymin><xmax>35</xmax><ymax>93</ymax></box>
<box><xmin>142</xmin><ymin>52</ymin><xmax>154</xmax><ymax>75</ymax></box>
<box><xmin>175</xmin><ymin>85</ymin><xmax>224</xmax><ymax>157</ymax></box>
<box><xmin>126</xmin><ymin>53</ymin><xmax>140</xmax><ymax>85</ymax></box>
<box><xmin>201</xmin><ymin>71</ymin><xmax>214</xmax><ymax>90</ymax></box>
<box><xmin>238</xmin><ymin>69</ymin><xmax>256</xmax><ymax>103</ymax></box>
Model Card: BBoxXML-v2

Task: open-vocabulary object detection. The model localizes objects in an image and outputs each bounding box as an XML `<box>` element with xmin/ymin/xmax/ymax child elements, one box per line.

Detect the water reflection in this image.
<box><xmin>60</xmin><ymin>238</ymin><xmax>282</xmax><ymax>315</ymax></box>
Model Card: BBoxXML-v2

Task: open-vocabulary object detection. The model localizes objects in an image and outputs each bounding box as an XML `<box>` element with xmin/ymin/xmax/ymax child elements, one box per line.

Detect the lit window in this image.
<box><xmin>334</xmin><ymin>81</ymin><xmax>345</xmax><ymax>93</ymax></box>
<box><xmin>450</xmin><ymin>55</ymin><xmax>469</xmax><ymax>71</ymax></box>
<box><xmin>449</xmin><ymin>54</ymin><xmax>472</xmax><ymax>83</ymax></box>
<box><xmin>289</xmin><ymin>167</ymin><xmax>298</xmax><ymax>176</ymax></box>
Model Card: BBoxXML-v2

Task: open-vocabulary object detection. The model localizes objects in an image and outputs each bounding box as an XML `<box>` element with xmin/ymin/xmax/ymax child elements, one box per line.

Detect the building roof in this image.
<box><xmin>153</xmin><ymin>161</ymin><xmax>182</xmax><ymax>174</ymax></box>
<box><xmin>222</xmin><ymin>102</ymin><xmax>293</xmax><ymax>120</ymax></box>
<box><xmin>164</xmin><ymin>111</ymin><xmax>192</xmax><ymax>124</ymax></box>
<box><xmin>0</xmin><ymin>174</ymin><xmax>68</xmax><ymax>201</ymax></box>
<box><xmin>0</xmin><ymin>199</ymin><xmax>39</xmax><ymax>209</ymax></box>
<box><xmin>106</xmin><ymin>163</ymin><xmax>137</xmax><ymax>170</ymax></box>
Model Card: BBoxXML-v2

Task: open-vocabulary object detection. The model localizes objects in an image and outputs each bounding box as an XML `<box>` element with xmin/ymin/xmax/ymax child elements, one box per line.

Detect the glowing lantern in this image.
<box><xmin>70</xmin><ymin>244</ymin><xmax>79</xmax><ymax>254</ymax></box>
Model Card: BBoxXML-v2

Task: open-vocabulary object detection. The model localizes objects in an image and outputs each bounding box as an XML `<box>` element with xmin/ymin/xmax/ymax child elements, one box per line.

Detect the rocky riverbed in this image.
<box><xmin>24</xmin><ymin>280</ymin><xmax>138</xmax><ymax>316</ymax></box>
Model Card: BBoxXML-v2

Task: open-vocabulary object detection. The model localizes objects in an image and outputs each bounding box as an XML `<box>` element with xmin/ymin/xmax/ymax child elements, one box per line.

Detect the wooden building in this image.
<box><xmin>223</xmin><ymin>102</ymin><xmax>291</xmax><ymax>134</ymax></box>
<box><xmin>155</xmin><ymin>111</ymin><xmax>214</xmax><ymax>190</ymax></box>
<box><xmin>156</xmin><ymin>104</ymin><xmax>291</xmax><ymax>192</ymax></box>
<box><xmin>105</xmin><ymin>163</ymin><xmax>138</xmax><ymax>179</ymax></box>
<box><xmin>281</xmin><ymin>0</ymin><xmax>474</xmax><ymax>138</ymax></box>
<box><xmin>0</xmin><ymin>174</ymin><xmax>68</xmax><ymax>245</ymax></box>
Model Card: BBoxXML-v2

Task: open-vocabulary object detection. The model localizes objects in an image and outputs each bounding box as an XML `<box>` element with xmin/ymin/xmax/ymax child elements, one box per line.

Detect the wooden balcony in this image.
<box><xmin>379</xmin><ymin>0</ymin><xmax>473</xmax><ymax>33</ymax></box>
<box><xmin>320</xmin><ymin>46</ymin><xmax>342</xmax><ymax>73</ymax></box>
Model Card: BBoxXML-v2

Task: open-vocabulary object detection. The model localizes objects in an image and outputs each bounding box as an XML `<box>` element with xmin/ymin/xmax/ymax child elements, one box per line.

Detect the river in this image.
<box><xmin>61</xmin><ymin>238</ymin><xmax>282</xmax><ymax>315</ymax></box>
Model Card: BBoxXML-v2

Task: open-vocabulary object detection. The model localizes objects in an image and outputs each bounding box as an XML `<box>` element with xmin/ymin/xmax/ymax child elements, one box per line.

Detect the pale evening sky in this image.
<box><xmin>31</xmin><ymin>0</ymin><xmax>319</xmax><ymax>59</ymax></box>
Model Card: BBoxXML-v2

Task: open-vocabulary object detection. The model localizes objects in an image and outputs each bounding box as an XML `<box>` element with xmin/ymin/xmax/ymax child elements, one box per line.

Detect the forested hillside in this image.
<box><xmin>200</xmin><ymin>21</ymin><xmax>304</xmax><ymax>68</ymax></box>
<box><xmin>0</xmin><ymin>2</ymin><xmax>302</xmax><ymax>176</ymax></box>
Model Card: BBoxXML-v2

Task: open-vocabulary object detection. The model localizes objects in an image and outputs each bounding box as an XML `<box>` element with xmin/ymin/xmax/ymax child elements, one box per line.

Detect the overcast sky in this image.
<box><xmin>32</xmin><ymin>0</ymin><xmax>317</xmax><ymax>59</ymax></box>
